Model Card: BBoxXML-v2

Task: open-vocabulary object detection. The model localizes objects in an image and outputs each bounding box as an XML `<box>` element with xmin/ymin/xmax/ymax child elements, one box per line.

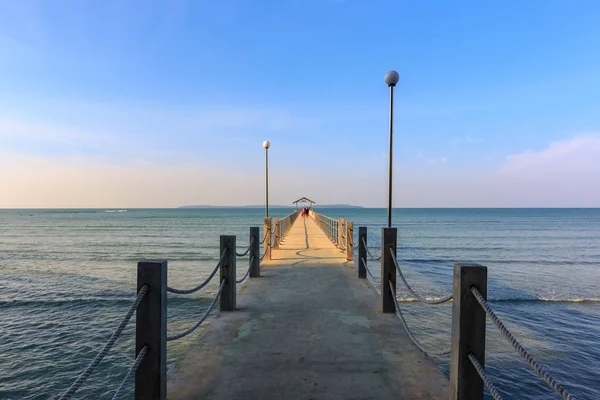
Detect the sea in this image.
<box><xmin>0</xmin><ymin>208</ymin><xmax>599</xmax><ymax>399</ymax></box>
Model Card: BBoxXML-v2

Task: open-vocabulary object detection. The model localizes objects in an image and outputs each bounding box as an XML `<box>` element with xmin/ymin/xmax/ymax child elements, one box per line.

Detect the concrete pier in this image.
<box><xmin>167</xmin><ymin>215</ymin><xmax>449</xmax><ymax>399</ymax></box>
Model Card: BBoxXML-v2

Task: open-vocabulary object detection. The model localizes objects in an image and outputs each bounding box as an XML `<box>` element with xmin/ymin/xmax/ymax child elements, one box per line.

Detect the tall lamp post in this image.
<box><xmin>384</xmin><ymin>70</ymin><xmax>399</xmax><ymax>228</ymax></box>
<box><xmin>263</xmin><ymin>140</ymin><xmax>270</xmax><ymax>217</ymax></box>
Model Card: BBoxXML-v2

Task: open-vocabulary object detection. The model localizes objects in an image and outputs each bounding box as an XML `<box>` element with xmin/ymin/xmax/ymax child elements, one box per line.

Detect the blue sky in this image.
<box><xmin>1</xmin><ymin>0</ymin><xmax>599</xmax><ymax>207</ymax></box>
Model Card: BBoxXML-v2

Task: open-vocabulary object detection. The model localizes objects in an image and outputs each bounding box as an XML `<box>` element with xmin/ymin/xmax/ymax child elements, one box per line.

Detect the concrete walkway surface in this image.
<box><xmin>167</xmin><ymin>216</ymin><xmax>449</xmax><ymax>400</ymax></box>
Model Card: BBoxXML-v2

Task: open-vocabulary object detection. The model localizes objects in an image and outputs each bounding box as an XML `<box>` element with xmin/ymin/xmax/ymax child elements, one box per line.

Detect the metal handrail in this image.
<box><xmin>312</xmin><ymin>211</ymin><xmax>339</xmax><ymax>246</ymax></box>
<box><xmin>279</xmin><ymin>211</ymin><xmax>300</xmax><ymax>240</ymax></box>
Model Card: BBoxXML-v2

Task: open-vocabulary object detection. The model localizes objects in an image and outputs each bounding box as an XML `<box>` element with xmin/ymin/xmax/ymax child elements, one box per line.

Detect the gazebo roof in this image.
<box><xmin>292</xmin><ymin>197</ymin><xmax>315</xmax><ymax>204</ymax></box>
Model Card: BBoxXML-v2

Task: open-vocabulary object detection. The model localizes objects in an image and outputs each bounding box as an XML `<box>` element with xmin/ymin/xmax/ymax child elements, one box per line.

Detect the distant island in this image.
<box><xmin>179</xmin><ymin>204</ymin><xmax>364</xmax><ymax>209</ymax></box>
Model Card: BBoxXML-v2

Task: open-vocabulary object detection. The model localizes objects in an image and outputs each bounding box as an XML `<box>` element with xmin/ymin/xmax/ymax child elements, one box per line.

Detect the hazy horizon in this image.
<box><xmin>2</xmin><ymin>206</ymin><xmax>600</xmax><ymax>210</ymax></box>
<box><xmin>1</xmin><ymin>1</ymin><xmax>599</xmax><ymax>208</ymax></box>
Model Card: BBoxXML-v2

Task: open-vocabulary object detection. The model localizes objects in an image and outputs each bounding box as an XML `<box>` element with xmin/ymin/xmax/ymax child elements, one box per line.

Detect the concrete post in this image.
<box><xmin>136</xmin><ymin>260</ymin><xmax>167</xmax><ymax>400</ymax></box>
<box><xmin>358</xmin><ymin>227</ymin><xmax>367</xmax><ymax>279</ymax></box>
<box><xmin>381</xmin><ymin>228</ymin><xmax>397</xmax><ymax>313</ymax></box>
<box><xmin>338</xmin><ymin>218</ymin><xmax>345</xmax><ymax>249</ymax></box>
<box><xmin>249</xmin><ymin>227</ymin><xmax>260</xmax><ymax>278</ymax></box>
<box><xmin>449</xmin><ymin>264</ymin><xmax>488</xmax><ymax>400</ymax></box>
<box><xmin>220</xmin><ymin>235</ymin><xmax>236</xmax><ymax>311</ymax></box>
<box><xmin>263</xmin><ymin>217</ymin><xmax>271</xmax><ymax>260</ymax></box>
<box><xmin>346</xmin><ymin>221</ymin><xmax>354</xmax><ymax>261</ymax></box>
<box><xmin>273</xmin><ymin>218</ymin><xmax>280</xmax><ymax>249</ymax></box>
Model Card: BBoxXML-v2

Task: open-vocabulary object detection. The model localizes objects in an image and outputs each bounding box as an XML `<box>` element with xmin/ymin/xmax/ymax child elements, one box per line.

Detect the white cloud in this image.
<box><xmin>501</xmin><ymin>134</ymin><xmax>600</xmax><ymax>176</ymax></box>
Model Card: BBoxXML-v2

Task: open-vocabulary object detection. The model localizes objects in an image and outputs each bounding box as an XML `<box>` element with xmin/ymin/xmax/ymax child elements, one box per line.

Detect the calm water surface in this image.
<box><xmin>1</xmin><ymin>208</ymin><xmax>599</xmax><ymax>399</ymax></box>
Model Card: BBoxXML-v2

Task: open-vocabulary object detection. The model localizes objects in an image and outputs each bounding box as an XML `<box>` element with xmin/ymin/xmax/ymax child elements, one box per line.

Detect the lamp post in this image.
<box><xmin>263</xmin><ymin>140</ymin><xmax>270</xmax><ymax>217</ymax></box>
<box><xmin>384</xmin><ymin>70</ymin><xmax>399</xmax><ymax>228</ymax></box>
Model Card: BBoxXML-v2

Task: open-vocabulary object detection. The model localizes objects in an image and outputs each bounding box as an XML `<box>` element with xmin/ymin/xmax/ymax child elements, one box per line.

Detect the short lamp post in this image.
<box><xmin>384</xmin><ymin>70</ymin><xmax>399</xmax><ymax>228</ymax></box>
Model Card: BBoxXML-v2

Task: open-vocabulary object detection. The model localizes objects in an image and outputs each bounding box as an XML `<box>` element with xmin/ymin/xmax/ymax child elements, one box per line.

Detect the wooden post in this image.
<box><xmin>346</xmin><ymin>221</ymin><xmax>354</xmax><ymax>261</ymax></box>
<box><xmin>449</xmin><ymin>264</ymin><xmax>487</xmax><ymax>400</ymax></box>
<box><xmin>273</xmin><ymin>218</ymin><xmax>280</xmax><ymax>249</ymax></box>
<box><xmin>381</xmin><ymin>228</ymin><xmax>397</xmax><ymax>313</ymax></box>
<box><xmin>263</xmin><ymin>217</ymin><xmax>271</xmax><ymax>260</ymax></box>
<box><xmin>250</xmin><ymin>227</ymin><xmax>260</xmax><ymax>278</ymax></box>
<box><xmin>220</xmin><ymin>235</ymin><xmax>236</xmax><ymax>311</ymax></box>
<box><xmin>358</xmin><ymin>227</ymin><xmax>367</xmax><ymax>279</ymax></box>
<box><xmin>338</xmin><ymin>218</ymin><xmax>345</xmax><ymax>249</ymax></box>
<box><xmin>136</xmin><ymin>260</ymin><xmax>167</xmax><ymax>400</ymax></box>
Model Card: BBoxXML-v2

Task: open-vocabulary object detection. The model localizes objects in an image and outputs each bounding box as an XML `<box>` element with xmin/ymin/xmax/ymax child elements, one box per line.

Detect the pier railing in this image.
<box><xmin>58</xmin><ymin>211</ymin><xmax>579</xmax><ymax>400</ymax></box>
<box><xmin>311</xmin><ymin>210</ymin><xmax>340</xmax><ymax>246</ymax></box>
<box><xmin>311</xmin><ymin>210</ymin><xmax>354</xmax><ymax>261</ymax></box>
<box><xmin>279</xmin><ymin>210</ymin><xmax>300</xmax><ymax>243</ymax></box>
<box><xmin>58</xmin><ymin>226</ymin><xmax>266</xmax><ymax>400</ymax></box>
<box><xmin>263</xmin><ymin>210</ymin><xmax>299</xmax><ymax>254</ymax></box>
<box><xmin>353</xmin><ymin>225</ymin><xmax>576</xmax><ymax>400</ymax></box>
<box><xmin>309</xmin><ymin>211</ymin><xmax>576</xmax><ymax>400</ymax></box>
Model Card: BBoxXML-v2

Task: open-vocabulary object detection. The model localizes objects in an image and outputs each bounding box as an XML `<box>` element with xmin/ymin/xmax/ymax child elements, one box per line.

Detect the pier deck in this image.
<box><xmin>167</xmin><ymin>216</ymin><xmax>449</xmax><ymax>399</ymax></box>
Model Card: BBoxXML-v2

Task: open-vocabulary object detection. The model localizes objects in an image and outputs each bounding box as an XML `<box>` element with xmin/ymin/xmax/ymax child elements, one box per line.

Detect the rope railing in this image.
<box><xmin>236</xmin><ymin>256</ymin><xmax>254</xmax><ymax>283</ymax></box>
<box><xmin>259</xmin><ymin>231</ymin><xmax>268</xmax><ymax>244</ymax></box>
<box><xmin>166</xmin><ymin>249</ymin><xmax>227</xmax><ymax>294</ymax></box>
<box><xmin>58</xmin><ymin>285</ymin><xmax>149</xmax><ymax>400</ymax></box>
<box><xmin>354</xmin><ymin>226</ymin><xmax>582</xmax><ymax>398</ymax></box>
<box><xmin>361</xmin><ymin>257</ymin><xmax>378</xmax><ymax>280</ymax></box>
<box><xmin>236</xmin><ymin>237</ymin><xmax>254</xmax><ymax>257</ymax></box>
<box><xmin>389</xmin><ymin>249</ymin><xmax>453</xmax><ymax>304</ymax></box>
<box><xmin>111</xmin><ymin>345</ymin><xmax>148</xmax><ymax>400</ymax></box>
<box><xmin>166</xmin><ymin>280</ymin><xmax>226</xmax><ymax>342</ymax></box>
<box><xmin>362</xmin><ymin>237</ymin><xmax>382</xmax><ymax>260</ymax></box>
<box><xmin>57</xmin><ymin>226</ymin><xmax>265</xmax><ymax>399</ymax></box>
<box><xmin>389</xmin><ymin>280</ymin><xmax>451</xmax><ymax>357</ymax></box>
<box><xmin>470</xmin><ymin>287</ymin><xmax>575</xmax><ymax>400</ymax></box>
<box><xmin>468</xmin><ymin>353</ymin><xmax>504</xmax><ymax>400</ymax></box>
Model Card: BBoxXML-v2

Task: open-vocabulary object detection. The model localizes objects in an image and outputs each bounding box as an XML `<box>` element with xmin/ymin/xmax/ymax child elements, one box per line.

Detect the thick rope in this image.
<box><xmin>167</xmin><ymin>281</ymin><xmax>225</xmax><ymax>341</ymax></box>
<box><xmin>389</xmin><ymin>280</ymin><xmax>451</xmax><ymax>356</ymax></box>
<box><xmin>59</xmin><ymin>285</ymin><xmax>148</xmax><ymax>400</ymax></box>
<box><xmin>167</xmin><ymin>249</ymin><xmax>226</xmax><ymax>294</ymax></box>
<box><xmin>362</xmin><ymin>237</ymin><xmax>382</xmax><ymax>261</ymax></box>
<box><xmin>468</xmin><ymin>353</ymin><xmax>504</xmax><ymax>400</ymax></box>
<box><xmin>389</xmin><ymin>249</ymin><xmax>453</xmax><ymax>304</ymax></box>
<box><xmin>361</xmin><ymin>257</ymin><xmax>378</xmax><ymax>280</ymax></box>
<box><xmin>471</xmin><ymin>287</ymin><xmax>575</xmax><ymax>400</ymax></box>
<box><xmin>236</xmin><ymin>256</ymin><xmax>253</xmax><ymax>283</ymax></box>
<box><xmin>111</xmin><ymin>345</ymin><xmax>148</xmax><ymax>400</ymax></box>
<box><xmin>236</xmin><ymin>246</ymin><xmax>251</xmax><ymax>257</ymax></box>
<box><xmin>236</xmin><ymin>236</ymin><xmax>254</xmax><ymax>257</ymax></box>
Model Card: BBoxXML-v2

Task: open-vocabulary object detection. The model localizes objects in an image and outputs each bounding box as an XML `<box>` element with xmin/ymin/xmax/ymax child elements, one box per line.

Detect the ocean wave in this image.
<box><xmin>399</xmin><ymin>258</ymin><xmax>600</xmax><ymax>266</ymax></box>
<box><xmin>0</xmin><ymin>297</ymin><xmax>134</xmax><ymax>309</ymax></box>
<box><xmin>496</xmin><ymin>297</ymin><xmax>600</xmax><ymax>303</ymax></box>
<box><xmin>395</xmin><ymin>296</ymin><xmax>600</xmax><ymax>303</ymax></box>
<box><xmin>0</xmin><ymin>294</ymin><xmax>215</xmax><ymax>309</ymax></box>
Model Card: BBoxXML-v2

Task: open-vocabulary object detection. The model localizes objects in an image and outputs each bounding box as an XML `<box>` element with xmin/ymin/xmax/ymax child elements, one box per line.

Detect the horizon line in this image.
<box><xmin>2</xmin><ymin>206</ymin><xmax>600</xmax><ymax>210</ymax></box>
